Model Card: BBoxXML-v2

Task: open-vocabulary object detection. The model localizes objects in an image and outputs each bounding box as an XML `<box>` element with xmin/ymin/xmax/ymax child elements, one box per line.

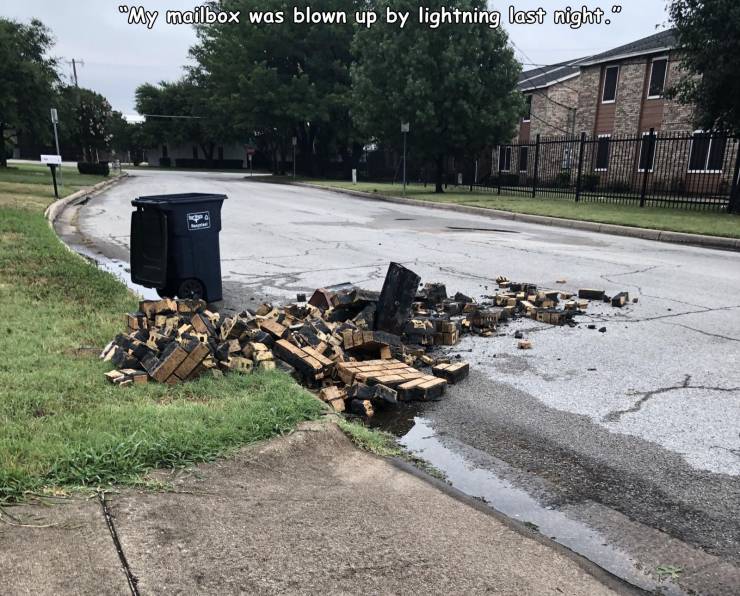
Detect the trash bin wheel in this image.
<box><xmin>178</xmin><ymin>278</ymin><xmax>206</xmax><ymax>300</ymax></box>
<box><xmin>156</xmin><ymin>287</ymin><xmax>176</xmax><ymax>299</ymax></box>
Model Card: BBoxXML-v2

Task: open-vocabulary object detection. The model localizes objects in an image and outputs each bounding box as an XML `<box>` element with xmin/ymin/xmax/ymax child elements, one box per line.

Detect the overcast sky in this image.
<box><xmin>2</xmin><ymin>1</ymin><xmax>671</xmax><ymax>116</ymax></box>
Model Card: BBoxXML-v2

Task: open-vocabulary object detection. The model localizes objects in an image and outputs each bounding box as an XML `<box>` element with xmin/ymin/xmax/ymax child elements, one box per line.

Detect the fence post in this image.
<box><xmin>575</xmin><ymin>132</ymin><xmax>586</xmax><ymax>203</ymax></box>
<box><xmin>532</xmin><ymin>134</ymin><xmax>541</xmax><ymax>198</ymax></box>
<box><xmin>729</xmin><ymin>140</ymin><xmax>740</xmax><ymax>214</ymax></box>
<box><xmin>497</xmin><ymin>146</ymin><xmax>502</xmax><ymax>195</ymax></box>
<box><xmin>639</xmin><ymin>128</ymin><xmax>655</xmax><ymax>208</ymax></box>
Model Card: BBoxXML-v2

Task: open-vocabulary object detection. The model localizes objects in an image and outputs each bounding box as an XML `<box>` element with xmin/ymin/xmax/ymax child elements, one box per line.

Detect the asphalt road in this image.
<box><xmin>69</xmin><ymin>168</ymin><xmax>740</xmax><ymax>593</ymax></box>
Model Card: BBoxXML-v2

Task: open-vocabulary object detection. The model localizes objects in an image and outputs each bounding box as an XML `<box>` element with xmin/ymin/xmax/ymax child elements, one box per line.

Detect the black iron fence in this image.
<box><xmin>478</xmin><ymin>130</ymin><xmax>740</xmax><ymax>212</ymax></box>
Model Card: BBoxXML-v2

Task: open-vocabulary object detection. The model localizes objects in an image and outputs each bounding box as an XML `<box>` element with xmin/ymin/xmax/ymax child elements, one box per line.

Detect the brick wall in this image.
<box><xmin>574</xmin><ymin>67</ymin><xmax>601</xmax><ymax>133</ymax></box>
<box><xmin>661</xmin><ymin>57</ymin><xmax>697</xmax><ymax>132</ymax></box>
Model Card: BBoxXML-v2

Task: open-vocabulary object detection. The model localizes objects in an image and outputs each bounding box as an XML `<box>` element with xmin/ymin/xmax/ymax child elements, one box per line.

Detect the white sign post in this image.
<box><xmin>351</xmin><ymin>168</ymin><xmax>357</xmax><ymax>185</ymax></box>
<box><xmin>41</xmin><ymin>154</ymin><xmax>62</xmax><ymax>198</ymax></box>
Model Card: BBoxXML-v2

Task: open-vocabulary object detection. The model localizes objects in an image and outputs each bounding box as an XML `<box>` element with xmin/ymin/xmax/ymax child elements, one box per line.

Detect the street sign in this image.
<box><xmin>292</xmin><ymin>136</ymin><xmax>297</xmax><ymax>146</ymax></box>
<box><xmin>50</xmin><ymin>108</ymin><xmax>59</xmax><ymax>124</ymax></box>
<box><xmin>246</xmin><ymin>148</ymin><xmax>256</xmax><ymax>156</ymax></box>
<box><xmin>401</xmin><ymin>122</ymin><xmax>410</xmax><ymax>133</ymax></box>
<box><xmin>41</xmin><ymin>154</ymin><xmax>62</xmax><ymax>165</ymax></box>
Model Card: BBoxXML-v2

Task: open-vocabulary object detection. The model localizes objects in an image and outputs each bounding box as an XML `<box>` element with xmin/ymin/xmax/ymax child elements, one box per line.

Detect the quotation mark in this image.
<box><xmin>605</xmin><ymin>4</ymin><xmax>622</xmax><ymax>25</ymax></box>
<box><xmin>118</xmin><ymin>5</ymin><xmax>129</xmax><ymax>13</ymax></box>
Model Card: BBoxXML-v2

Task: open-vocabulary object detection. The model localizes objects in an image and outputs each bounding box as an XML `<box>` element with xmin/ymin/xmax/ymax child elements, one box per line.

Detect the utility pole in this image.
<box><xmin>67</xmin><ymin>59</ymin><xmax>84</xmax><ymax>160</ymax></box>
<box><xmin>401</xmin><ymin>122</ymin><xmax>410</xmax><ymax>195</ymax></box>
<box><xmin>68</xmin><ymin>58</ymin><xmax>84</xmax><ymax>87</ymax></box>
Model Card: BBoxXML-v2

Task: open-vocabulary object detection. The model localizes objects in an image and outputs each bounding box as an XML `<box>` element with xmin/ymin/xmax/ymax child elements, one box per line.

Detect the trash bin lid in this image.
<box><xmin>132</xmin><ymin>192</ymin><xmax>227</xmax><ymax>207</ymax></box>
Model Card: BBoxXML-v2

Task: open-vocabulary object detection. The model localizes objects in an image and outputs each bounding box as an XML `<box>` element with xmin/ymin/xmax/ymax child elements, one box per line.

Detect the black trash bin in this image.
<box><xmin>130</xmin><ymin>193</ymin><xmax>227</xmax><ymax>302</ymax></box>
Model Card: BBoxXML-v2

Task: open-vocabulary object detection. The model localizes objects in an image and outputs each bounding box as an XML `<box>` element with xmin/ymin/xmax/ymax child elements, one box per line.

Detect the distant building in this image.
<box><xmin>146</xmin><ymin>142</ymin><xmax>246</xmax><ymax>169</ymax></box>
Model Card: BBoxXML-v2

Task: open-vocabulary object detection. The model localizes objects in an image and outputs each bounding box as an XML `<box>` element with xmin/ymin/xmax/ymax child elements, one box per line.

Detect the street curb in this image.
<box><xmin>44</xmin><ymin>172</ymin><xmax>129</xmax><ymax>226</ymax></box>
<box><xmin>388</xmin><ymin>456</ymin><xmax>647</xmax><ymax>596</ymax></box>
<box><xmin>294</xmin><ymin>182</ymin><xmax>740</xmax><ymax>252</ymax></box>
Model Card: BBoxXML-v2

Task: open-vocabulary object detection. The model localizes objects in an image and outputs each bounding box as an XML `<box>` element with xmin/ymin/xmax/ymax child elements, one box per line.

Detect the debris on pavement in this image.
<box><xmin>101</xmin><ymin>262</ymin><xmax>633</xmax><ymax>416</ymax></box>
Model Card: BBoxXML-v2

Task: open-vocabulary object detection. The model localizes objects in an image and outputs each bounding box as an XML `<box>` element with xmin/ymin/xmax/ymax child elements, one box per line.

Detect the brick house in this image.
<box><xmin>574</xmin><ymin>29</ymin><xmax>736</xmax><ymax>195</ymax></box>
<box><xmin>493</xmin><ymin>29</ymin><xmax>738</xmax><ymax>199</ymax></box>
<box><xmin>497</xmin><ymin>61</ymin><xmax>581</xmax><ymax>177</ymax></box>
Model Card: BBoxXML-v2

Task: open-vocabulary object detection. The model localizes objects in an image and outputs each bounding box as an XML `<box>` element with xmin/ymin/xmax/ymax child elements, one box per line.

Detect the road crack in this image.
<box><xmin>604</xmin><ymin>375</ymin><xmax>740</xmax><ymax>422</ymax></box>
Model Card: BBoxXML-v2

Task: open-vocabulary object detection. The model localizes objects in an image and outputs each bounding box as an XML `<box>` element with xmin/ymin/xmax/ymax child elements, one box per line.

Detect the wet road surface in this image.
<box><xmin>66</xmin><ymin>168</ymin><xmax>740</xmax><ymax>594</ymax></box>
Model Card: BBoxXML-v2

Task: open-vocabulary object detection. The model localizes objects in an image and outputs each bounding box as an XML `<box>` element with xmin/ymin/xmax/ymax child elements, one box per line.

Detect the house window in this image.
<box><xmin>519</xmin><ymin>146</ymin><xmax>529</xmax><ymax>172</ymax></box>
<box><xmin>192</xmin><ymin>145</ymin><xmax>198</xmax><ymax>159</ymax></box>
<box><xmin>499</xmin><ymin>146</ymin><xmax>512</xmax><ymax>172</ymax></box>
<box><xmin>638</xmin><ymin>132</ymin><xmax>657</xmax><ymax>172</ymax></box>
<box><xmin>602</xmin><ymin>66</ymin><xmax>619</xmax><ymax>103</ymax></box>
<box><xmin>595</xmin><ymin>135</ymin><xmax>611</xmax><ymax>171</ymax></box>
<box><xmin>523</xmin><ymin>95</ymin><xmax>532</xmax><ymax>122</ymax></box>
<box><xmin>688</xmin><ymin>132</ymin><xmax>726</xmax><ymax>173</ymax></box>
<box><xmin>647</xmin><ymin>58</ymin><xmax>668</xmax><ymax>99</ymax></box>
<box><xmin>161</xmin><ymin>145</ymin><xmax>168</xmax><ymax>158</ymax></box>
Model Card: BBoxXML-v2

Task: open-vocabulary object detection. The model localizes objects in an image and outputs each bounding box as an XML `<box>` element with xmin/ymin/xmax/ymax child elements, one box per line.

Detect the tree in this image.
<box><xmin>0</xmin><ymin>18</ymin><xmax>58</xmax><ymax>167</ymax></box>
<box><xmin>669</xmin><ymin>0</ymin><xmax>740</xmax><ymax>134</ymax></box>
<box><xmin>189</xmin><ymin>0</ymin><xmax>359</xmax><ymax>175</ymax></box>
<box><xmin>135</xmin><ymin>77</ymin><xmax>235</xmax><ymax>165</ymax></box>
<box><xmin>108</xmin><ymin>111</ymin><xmax>145</xmax><ymax>164</ymax></box>
<box><xmin>55</xmin><ymin>86</ymin><xmax>115</xmax><ymax>162</ymax></box>
<box><xmin>351</xmin><ymin>0</ymin><xmax>522</xmax><ymax>192</ymax></box>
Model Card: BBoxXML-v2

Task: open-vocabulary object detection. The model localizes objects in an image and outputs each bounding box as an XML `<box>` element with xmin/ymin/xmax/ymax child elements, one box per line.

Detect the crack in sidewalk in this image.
<box><xmin>98</xmin><ymin>492</ymin><xmax>139</xmax><ymax>596</ymax></box>
<box><xmin>603</xmin><ymin>375</ymin><xmax>740</xmax><ymax>422</ymax></box>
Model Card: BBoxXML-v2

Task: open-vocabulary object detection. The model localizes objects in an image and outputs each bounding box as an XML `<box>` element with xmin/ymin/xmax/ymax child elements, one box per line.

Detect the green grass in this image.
<box><xmin>0</xmin><ymin>164</ymin><xmax>323</xmax><ymax>503</ymax></box>
<box><xmin>336</xmin><ymin>419</ymin><xmax>404</xmax><ymax>457</ymax></box>
<box><xmin>302</xmin><ymin>180</ymin><xmax>740</xmax><ymax>239</ymax></box>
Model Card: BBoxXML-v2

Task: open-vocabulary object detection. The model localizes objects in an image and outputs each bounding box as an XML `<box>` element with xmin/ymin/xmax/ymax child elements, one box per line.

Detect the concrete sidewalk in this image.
<box><xmin>1</xmin><ymin>422</ymin><xmax>632</xmax><ymax>595</ymax></box>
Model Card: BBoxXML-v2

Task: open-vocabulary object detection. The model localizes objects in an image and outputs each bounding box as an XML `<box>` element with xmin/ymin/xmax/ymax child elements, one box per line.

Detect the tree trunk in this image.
<box><xmin>435</xmin><ymin>154</ymin><xmax>445</xmax><ymax>193</ymax></box>
<box><xmin>200</xmin><ymin>142</ymin><xmax>215</xmax><ymax>167</ymax></box>
<box><xmin>0</xmin><ymin>121</ymin><xmax>7</xmax><ymax>168</ymax></box>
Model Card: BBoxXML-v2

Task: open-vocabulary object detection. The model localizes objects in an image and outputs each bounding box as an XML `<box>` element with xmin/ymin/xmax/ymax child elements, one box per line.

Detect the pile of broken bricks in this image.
<box><xmin>101</xmin><ymin>262</ymin><xmax>630</xmax><ymax>417</ymax></box>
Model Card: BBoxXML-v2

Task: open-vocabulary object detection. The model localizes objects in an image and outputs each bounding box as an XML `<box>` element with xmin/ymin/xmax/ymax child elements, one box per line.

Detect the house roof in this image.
<box><xmin>517</xmin><ymin>61</ymin><xmax>582</xmax><ymax>92</ymax></box>
<box><xmin>578</xmin><ymin>29</ymin><xmax>678</xmax><ymax>66</ymax></box>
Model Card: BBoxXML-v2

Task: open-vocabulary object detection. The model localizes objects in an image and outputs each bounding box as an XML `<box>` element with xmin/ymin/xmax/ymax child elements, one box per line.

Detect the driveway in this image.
<box><xmin>65</xmin><ymin>168</ymin><xmax>740</xmax><ymax>594</ymax></box>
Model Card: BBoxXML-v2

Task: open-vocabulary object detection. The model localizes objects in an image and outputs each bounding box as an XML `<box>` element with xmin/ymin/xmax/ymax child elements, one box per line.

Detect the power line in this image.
<box><xmin>143</xmin><ymin>114</ymin><xmax>204</xmax><ymax>120</ymax></box>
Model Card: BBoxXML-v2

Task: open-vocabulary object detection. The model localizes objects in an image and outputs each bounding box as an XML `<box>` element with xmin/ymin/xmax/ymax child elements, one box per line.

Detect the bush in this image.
<box><xmin>555</xmin><ymin>171</ymin><xmax>571</xmax><ymax>188</ymax></box>
<box><xmin>77</xmin><ymin>162</ymin><xmax>110</xmax><ymax>176</ymax></box>
<box><xmin>581</xmin><ymin>174</ymin><xmax>600</xmax><ymax>191</ymax></box>
<box><xmin>159</xmin><ymin>157</ymin><xmax>171</xmax><ymax>167</ymax></box>
<box><xmin>499</xmin><ymin>173</ymin><xmax>521</xmax><ymax>187</ymax></box>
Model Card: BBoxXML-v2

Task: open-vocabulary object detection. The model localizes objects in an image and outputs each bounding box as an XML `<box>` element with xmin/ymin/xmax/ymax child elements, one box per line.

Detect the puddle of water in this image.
<box><xmin>399</xmin><ymin>417</ymin><xmax>687</xmax><ymax>596</ymax></box>
<box><xmin>69</xmin><ymin>243</ymin><xmax>159</xmax><ymax>300</ymax></box>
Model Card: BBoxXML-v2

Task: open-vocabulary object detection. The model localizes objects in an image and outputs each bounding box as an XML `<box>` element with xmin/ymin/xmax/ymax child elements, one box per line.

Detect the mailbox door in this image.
<box><xmin>130</xmin><ymin>208</ymin><xmax>168</xmax><ymax>287</ymax></box>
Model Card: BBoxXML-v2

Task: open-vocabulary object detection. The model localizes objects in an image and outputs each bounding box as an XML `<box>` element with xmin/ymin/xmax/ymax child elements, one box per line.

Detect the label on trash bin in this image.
<box><xmin>187</xmin><ymin>211</ymin><xmax>211</xmax><ymax>231</ymax></box>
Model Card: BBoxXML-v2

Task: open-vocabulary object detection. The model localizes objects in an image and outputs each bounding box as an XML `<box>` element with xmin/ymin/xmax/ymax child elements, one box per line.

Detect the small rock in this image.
<box><xmin>632</xmin><ymin>297</ymin><xmax>639</xmax><ymax>304</ymax></box>
<box><xmin>514</xmin><ymin>330</ymin><xmax>524</xmax><ymax>339</ymax></box>
<box><xmin>588</xmin><ymin>324</ymin><xmax>597</xmax><ymax>330</ymax></box>
<box><xmin>599</xmin><ymin>327</ymin><xmax>607</xmax><ymax>333</ymax></box>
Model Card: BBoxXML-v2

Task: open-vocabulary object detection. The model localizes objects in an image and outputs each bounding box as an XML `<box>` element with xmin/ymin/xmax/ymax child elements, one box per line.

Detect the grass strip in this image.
<box><xmin>301</xmin><ymin>180</ymin><xmax>740</xmax><ymax>238</ymax></box>
<box><xmin>0</xmin><ymin>165</ymin><xmax>323</xmax><ymax>503</ymax></box>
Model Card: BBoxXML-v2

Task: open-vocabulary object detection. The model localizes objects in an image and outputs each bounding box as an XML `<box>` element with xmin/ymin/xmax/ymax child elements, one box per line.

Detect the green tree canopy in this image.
<box><xmin>189</xmin><ymin>0</ymin><xmax>359</xmax><ymax>174</ymax></box>
<box><xmin>135</xmin><ymin>77</ymin><xmax>236</xmax><ymax>164</ymax></box>
<box><xmin>0</xmin><ymin>17</ymin><xmax>58</xmax><ymax>166</ymax></box>
<box><xmin>351</xmin><ymin>0</ymin><xmax>522</xmax><ymax>191</ymax></box>
<box><xmin>55</xmin><ymin>86</ymin><xmax>115</xmax><ymax>162</ymax></box>
<box><xmin>669</xmin><ymin>0</ymin><xmax>740</xmax><ymax>134</ymax></box>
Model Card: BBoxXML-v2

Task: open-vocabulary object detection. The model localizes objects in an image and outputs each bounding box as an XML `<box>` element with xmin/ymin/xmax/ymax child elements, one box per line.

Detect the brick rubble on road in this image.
<box><xmin>101</xmin><ymin>262</ymin><xmax>628</xmax><ymax>416</ymax></box>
